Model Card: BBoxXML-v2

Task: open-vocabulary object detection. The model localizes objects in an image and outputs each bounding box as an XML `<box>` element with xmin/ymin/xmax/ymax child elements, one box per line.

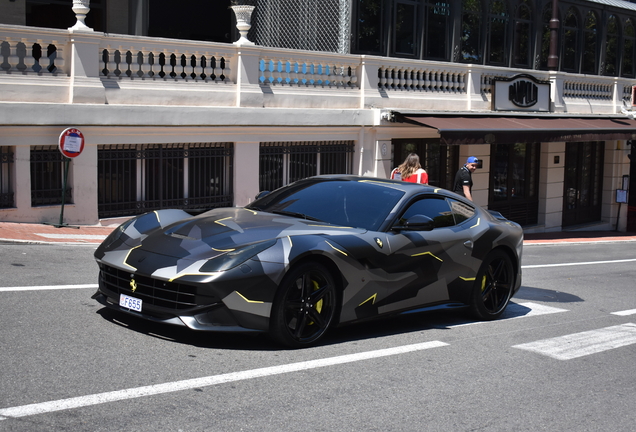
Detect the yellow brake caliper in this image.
<box><xmin>308</xmin><ymin>279</ymin><xmax>323</xmax><ymax>325</ymax></box>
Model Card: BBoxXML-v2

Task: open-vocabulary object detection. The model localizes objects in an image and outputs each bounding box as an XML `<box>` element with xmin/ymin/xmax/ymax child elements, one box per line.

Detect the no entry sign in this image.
<box><xmin>58</xmin><ymin>128</ymin><xmax>85</xmax><ymax>158</ymax></box>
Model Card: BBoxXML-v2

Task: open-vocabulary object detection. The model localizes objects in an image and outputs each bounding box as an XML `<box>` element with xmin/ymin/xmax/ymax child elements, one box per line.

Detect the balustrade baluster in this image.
<box><xmin>284</xmin><ymin>60</ymin><xmax>293</xmax><ymax>85</ymax></box>
<box><xmin>15</xmin><ymin>40</ymin><xmax>28</xmax><ymax>73</ymax></box>
<box><xmin>113</xmin><ymin>49</ymin><xmax>122</xmax><ymax>77</ymax></box>
<box><xmin>378</xmin><ymin>67</ymin><xmax>386</xmax><ymax>89</ymax></box>
<box><xmin>147</xmin><ymin>51</ymin><xmax>155</xmax><ymax>78</ymax></box>
<box><xmin>404</xmin><ymin>68</ymin><xmax>412</xmax><ymax>91</ymax></box>
<box><xmin>290</xmin><ymin>61</ymin><xmax>299</xmax><ymax>86</ymax></box>
<box><xmin>190</xmin><ymin>53</ymin><xmax>200</xmax><ymax>80</ymax></box>
<box><xmin>211</xmin><ymin>56</ymin><xmax>220</xmax><ymax>82</ymax></box>
<box><xmin>136</xmin><ymin>50</ymin><xmax>146</xmax><ymax>78</ymax></box>
<box><xmin>276</xmin><ymin>60</ymin><xmax>284</xmax><ymax>85</ymax></box>
<box><xmin>50</xmin><ymin>42</ymin><xmax>63</xmax><ymax>73</ymax></box>
<box><xmin>220</xmin><ymin>55</ymin><xmax>230</xmax><ymax>83</ymax></box>
<box><xmin>6</xmin><ymin>40</ymin><xmax>19</xmax><ymax>73</ymax></box>
<box><xmin>314</xmin><ymin>63</ymin><xmax>323</xmax><ymax>86</ymax></box>
<box><xmin>411</xmin><ymin>69</ymin><xmax>420</xmax><ymax>91</ymax></box>
<box><xmin>348</xmin><ymin>65</ymin><xmax>357</xmax><ymax>87</ymax></box>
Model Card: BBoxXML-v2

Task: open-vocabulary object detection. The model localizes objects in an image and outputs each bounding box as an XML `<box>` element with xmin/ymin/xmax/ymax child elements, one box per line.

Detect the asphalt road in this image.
<box><xmin>1</xmin><ymin>241</ymin><xmax>635</xmax><ymax>431</ymax></box>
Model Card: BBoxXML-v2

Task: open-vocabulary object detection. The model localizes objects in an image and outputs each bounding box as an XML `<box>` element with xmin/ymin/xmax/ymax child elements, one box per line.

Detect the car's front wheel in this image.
<box><xmin>270</xmin><ymin>262</ymin><xmax>338</xmax><ymax>348</ymax></box>
<box><xmin>470</xmin><ymin>249</ymin><xmax>514</xmax><ymax>320</ymax></box>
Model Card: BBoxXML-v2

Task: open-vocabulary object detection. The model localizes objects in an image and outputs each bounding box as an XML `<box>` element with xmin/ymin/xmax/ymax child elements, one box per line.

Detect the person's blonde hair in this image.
<box><xmin>397</xmin><ymin>153</ymin><xmax>421</xmax><ymax>179</ymax></box>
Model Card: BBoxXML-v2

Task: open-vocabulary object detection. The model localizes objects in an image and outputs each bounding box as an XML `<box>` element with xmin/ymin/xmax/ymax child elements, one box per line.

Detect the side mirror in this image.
<box><xmin>255</xmin><ymin>191</ymin><xmax>270</xmax><ymax>200</ymax></box>
<box><xmin>393</xmin><ymin>214</ymin><xmax>435</xmax><ymax>231</ymax></box>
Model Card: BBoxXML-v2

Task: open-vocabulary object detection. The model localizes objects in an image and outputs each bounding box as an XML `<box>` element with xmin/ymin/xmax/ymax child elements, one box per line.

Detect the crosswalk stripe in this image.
<box><xmin>512</xmin><ymin>323</ymin><xmax>636</xmax><ymax>360</ymax></box>
<box><xmin>0</xmin><ymin>341</ymin><xmax>448</xmax><ymax>420</ymax></box>
<box><xmin>447</xmin><ymin>302</ymin><xmax>568</xmax><ymax>328</ymax></box>
<box><xmin>611</xmin><ymin>309</ymin><xmax>636</xmax><ymax>316</ymax></box>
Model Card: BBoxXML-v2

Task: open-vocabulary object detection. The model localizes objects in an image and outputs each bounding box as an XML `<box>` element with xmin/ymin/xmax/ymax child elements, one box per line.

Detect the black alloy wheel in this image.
<box><xmin>470</xmin><ymin>249</ymin><xmax>514</xmax><ymax>320</ymax></box>
<box><xmin>270</xmin><ymin>262</ymin><xmax>338</xmax><ymax>348</ymax></box>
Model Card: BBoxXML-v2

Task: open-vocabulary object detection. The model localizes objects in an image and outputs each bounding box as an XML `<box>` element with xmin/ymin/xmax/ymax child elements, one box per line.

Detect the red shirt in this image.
<box><xmin>391</xmin><ymin>168</ymin><xmax>428</xmax><ymax>184</ymax></box>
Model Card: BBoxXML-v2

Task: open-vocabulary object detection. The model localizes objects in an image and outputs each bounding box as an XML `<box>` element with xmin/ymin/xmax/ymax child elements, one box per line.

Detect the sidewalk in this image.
<box><xmin>0</xmin><ymin>220</ymin><xmax>635</xmax><ymax>245</ymax></box>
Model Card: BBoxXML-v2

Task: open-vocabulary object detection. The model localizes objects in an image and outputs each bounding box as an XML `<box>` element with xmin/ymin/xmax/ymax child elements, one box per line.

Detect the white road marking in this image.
<box><xmin>447</xmin><ymin>302</ymin><xmax>568</xmax><ymax>328</ymax></box>
<box><xmin>0</xmin><ymin>340</ymin><xmax>448</xmax><ymax>420</ymax></box>
<box><xmin>522</xmin><ymin>258</ymin><xmax>636</xmax><ymax>269</ymax></box>
<box><xmin>35</xmin><ymin>234</ymin><xmax>107</xmax><ymax>240</ymax></box>
<box><xmin>611</xmin><ymin>309</ymin><xmax>636</xmax><ymax>316</ymax></box>
<box><xmin>0</xmin><ymin>284</ymin><xmax>98</xmax><ymax>292</ymax></box>
<box><xmin>512</xmin><ymin>323</ymin><xmax>636</xmax><ymax>360</ymax></box>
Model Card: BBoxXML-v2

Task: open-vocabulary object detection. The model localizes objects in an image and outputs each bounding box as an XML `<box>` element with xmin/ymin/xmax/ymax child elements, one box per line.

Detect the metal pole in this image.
<box><xmin>547</xmin><ymin>0</ymin><xmax>560</xmax><ymax>70</ymax></box>
<box><xmin>59</xmin><ymin>157</ymin><xmax>70</xmax><ymax>227</ymax></box>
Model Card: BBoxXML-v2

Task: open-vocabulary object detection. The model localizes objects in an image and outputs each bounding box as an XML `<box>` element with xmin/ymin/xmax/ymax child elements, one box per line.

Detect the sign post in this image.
<box><xmin>51</xmin><ymin>128</ymin><xmax>85</xmax><ymax>228</ymax></box>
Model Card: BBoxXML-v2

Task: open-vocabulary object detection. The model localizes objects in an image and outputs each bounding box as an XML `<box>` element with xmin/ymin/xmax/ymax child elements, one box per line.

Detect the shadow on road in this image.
<box><xmin>514</xmin><ymin>285</ymin><xmax>583</xmax><ymax>303</ymax></box>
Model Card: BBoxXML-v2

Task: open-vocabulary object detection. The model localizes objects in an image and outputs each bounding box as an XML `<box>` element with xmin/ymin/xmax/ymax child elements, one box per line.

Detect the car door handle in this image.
<box><xmin>464</xmin><ymin>240</ymin><xmax>473</xmax><ymax>250</ymax></box>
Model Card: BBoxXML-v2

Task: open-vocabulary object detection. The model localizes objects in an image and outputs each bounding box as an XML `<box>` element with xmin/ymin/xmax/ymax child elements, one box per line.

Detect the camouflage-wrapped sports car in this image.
<box><xmin>93</xmin><ymin>175</ymin><xmax>523</xmax><ymax>347</ymax></box>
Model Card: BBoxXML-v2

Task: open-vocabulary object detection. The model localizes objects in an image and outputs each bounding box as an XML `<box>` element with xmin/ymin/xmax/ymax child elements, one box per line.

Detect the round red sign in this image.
<box><xmin>58</xmin><ymin>128</ymin><xmax>85</xmax><ymax>158</ymax></box>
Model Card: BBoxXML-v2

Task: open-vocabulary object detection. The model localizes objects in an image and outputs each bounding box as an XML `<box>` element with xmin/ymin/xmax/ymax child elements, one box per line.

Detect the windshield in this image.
<box><xmin>247</xmin><ymin>179</ymin><xmax>405</xmax><ymax>231</ymax></box>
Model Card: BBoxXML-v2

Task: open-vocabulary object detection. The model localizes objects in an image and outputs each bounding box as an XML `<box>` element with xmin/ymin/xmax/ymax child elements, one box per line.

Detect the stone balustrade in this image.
<box><xmin>1</xmin><ymin>24</ymin><xmax>634</xmax><ymax>113</ymax></box>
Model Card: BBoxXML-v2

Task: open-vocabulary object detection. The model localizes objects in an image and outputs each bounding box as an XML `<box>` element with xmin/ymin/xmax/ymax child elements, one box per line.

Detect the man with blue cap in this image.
<box><xmin>453</xmin><ymin>156</ymin><xmax>478</xmax><ymax>201</ymax></box>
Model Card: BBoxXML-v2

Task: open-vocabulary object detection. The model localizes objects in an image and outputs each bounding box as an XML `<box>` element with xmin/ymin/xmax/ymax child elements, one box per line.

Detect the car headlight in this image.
<box><xmin>101</xmin><ymin>218</ymin><xmax>135</xmax><ymax>248</ymax></box>
<box><xmin>199</xmin><ymin>239</ymin><xmax>277</xmax><ymax>272</ymax></box>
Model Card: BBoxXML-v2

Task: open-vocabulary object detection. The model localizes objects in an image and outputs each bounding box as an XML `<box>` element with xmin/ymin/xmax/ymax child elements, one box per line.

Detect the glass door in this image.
<box><xmin>562</xmin><ymin>142</ymin><xmax>604</xmax><ymax>227</ymax></box>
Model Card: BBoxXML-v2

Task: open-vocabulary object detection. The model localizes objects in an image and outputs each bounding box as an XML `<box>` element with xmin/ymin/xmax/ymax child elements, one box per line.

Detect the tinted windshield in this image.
<box><xmin>247</xmin><ymin>179</ymin><xmax>405</xmax><ymax>231</ymax></box>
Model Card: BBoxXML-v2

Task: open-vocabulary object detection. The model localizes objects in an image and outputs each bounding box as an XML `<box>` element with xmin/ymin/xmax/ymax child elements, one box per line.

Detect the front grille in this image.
<box><xmin>99</xmin><ymin>264</ymin><xmax>218</xmax><ymax>310</ymax></box>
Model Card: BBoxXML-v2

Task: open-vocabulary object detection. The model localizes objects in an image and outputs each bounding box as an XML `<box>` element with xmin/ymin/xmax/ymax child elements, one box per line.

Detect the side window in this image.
<box><xmin>449</xmin><ymin>199</ymin><xmax>476</xmax><ymax>224</ymax></box>
<box><xmin>400</xmin><ymin>197</ymin><xmax>455</xmax><ymax>228</ymax></box>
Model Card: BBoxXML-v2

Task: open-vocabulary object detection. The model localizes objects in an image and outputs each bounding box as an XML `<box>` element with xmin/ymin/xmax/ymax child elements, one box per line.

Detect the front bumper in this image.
<box><xmin>92</xmin><ymin>291</ymin><xmax>263</xmax><ymax>333</ymax></box>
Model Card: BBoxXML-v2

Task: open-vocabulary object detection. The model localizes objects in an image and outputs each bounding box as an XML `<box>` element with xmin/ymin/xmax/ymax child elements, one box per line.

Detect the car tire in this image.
<box><xmin>270</xmin><ymin>262</ymin><xmax>338</xmax><ymax>348</ymax></box>
<box><xmin>469</xmin><ymin>249</ymin><xmax>514</xmax><ymax>320</ymax></box>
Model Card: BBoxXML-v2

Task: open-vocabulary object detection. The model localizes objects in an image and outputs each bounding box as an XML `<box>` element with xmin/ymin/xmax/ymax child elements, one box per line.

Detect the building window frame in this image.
<box><xmin>97</xmin><ymin>143</ymin><xmax>233</xmax><ymax>218</ymax></box>
<box><xmin>30</xmin><ymin>146</ymin><xmax>71</xmax><ymax>207</ymax></box>
<box><xmin>1</xmin><ymin>147</ymin><xmax>15</xmax><ymax>209</ymax></box>
<box><xmin>259</xmin><ymin>141</ymin><xmax>355</xmax><ymax>192</ymax></box>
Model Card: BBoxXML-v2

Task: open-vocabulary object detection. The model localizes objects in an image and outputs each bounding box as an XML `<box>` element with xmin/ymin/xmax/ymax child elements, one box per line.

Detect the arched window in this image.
<box><xmin>487</xmin><ymin>0</ymin><xmax>509</xmax><ymax>64</ymax></box>
<box><xmin>603</xmin><ymin>15</ymin><xmax>619</xmax><ymax>76</ymax></box>
<box><xmin>539</xmin><ymin>2</ymin><xmax>552</xmax><ymax>69</ymax></box>
<box><xmin>623</xmin><ymin>19</ymin><xmax>635</xmax><ymax>77</ymax></box>
<box><xmin>424</xmin><ymin>0</ymin><xmax>451</xmax><ymax>60</ymax></box>
<box><xmin>582</xmin><ymin>11</ymin><xmax>598</xmax><ymax>74</ymax></box>
<box><xmin>461</xmin><ymin>0</ymin><xmax>483</xmax><ymax>63</ymax></box>
<box><xmin>512</xmin><ymin>0</ymin><xmax>532</xmax><ymax>67</ymax></box>
<box><xmin>562</xmin><ymin>8</ymin><xmax>579</xmax><ymax>72</ymax></box>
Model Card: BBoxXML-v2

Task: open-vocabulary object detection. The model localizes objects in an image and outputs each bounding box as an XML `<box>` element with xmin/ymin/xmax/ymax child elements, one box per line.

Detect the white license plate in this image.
<box><xmin>119</xmin><ymin>293</ymin><xmax>142</xmax><ymax>312</ymax></box>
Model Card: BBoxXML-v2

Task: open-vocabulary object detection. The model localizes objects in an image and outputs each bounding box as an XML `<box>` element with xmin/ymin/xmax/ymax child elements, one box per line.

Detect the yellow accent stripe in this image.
<box><xmin>212</xmin><ymin>247</ymin><xmax>235</xmax><ymax>252</ymax></box>
<box><xmin>169</xmin><ymin>272</ymin><xmax>220</xmax><ymax>282</ymax></box>
<box><xmin>122</xmin><ymin>245</ymin><xmax>142</xmax><ymax>270</ymax></box>
<box><xmin>243</xmin><ymin>208</ymin><xmax>257</xmax><ymax>215</ymax></box>
<box><xmin>307</xmin><ymin>224</ymin><xmax>352</xmax><ymax>229</ymax></box>
<box><xmin>359</xmin><ymin>293</ymin><xmax>377</xmax><ymax>306</ymax></box>
<box><xmin>288</xmin><ymin>236</ymin><xmax>293</xmax><ymax>247</ymax></box>
<box><xmin>215</xmin><ymin>217</ymin><xmax>232</xmax><ymax>226</ymax></box>
<box><xmin>471</xmin><ymin>218</ymin><xmax>481</xmax><ymax>229</ymax></box>
<box><xmin>325</xmin><ymin>240</ymin><xmax>348</xmax><ymax>256</ymax></box>
<box><xmin>459</xmin><ymin>276</ymin><xmax>476</xmax><ymax>281</ymax></box>
<box><xmin>236</xmin><ymin>291</ymin><xmax>264</xmax><ymax>304</ymax></box>
<box><xmin>411</xmin><ymin>251</ymin><xmax>443</xmax><ymax>262</ymax></box>
<box><xmin>434</xmin><ymin>188</ymin><xmax>441</xmax><ymax>193</ymax></box>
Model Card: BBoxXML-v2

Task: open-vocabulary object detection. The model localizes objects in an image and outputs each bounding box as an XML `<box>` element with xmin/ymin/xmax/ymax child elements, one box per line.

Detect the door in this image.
<box><xmin>392</xmin><ymin>139</ymin><xmax>459</xmax><ymax>189</ymax></box>
<box><xmin>562</xmin><ymin>142</ymin><xmax>604</xmax><ymax>227</ymax></box>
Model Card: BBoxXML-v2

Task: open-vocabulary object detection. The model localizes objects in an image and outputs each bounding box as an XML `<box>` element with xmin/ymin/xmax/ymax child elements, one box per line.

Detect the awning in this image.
<box><xmin>394</xmin><ymin>113</ymin><xmax>636</xmax><ymax>145</ymax></box>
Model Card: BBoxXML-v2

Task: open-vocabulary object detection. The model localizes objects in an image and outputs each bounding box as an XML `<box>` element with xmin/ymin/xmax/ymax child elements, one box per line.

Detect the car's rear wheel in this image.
<box><xmin>470</xmin><ymin>249</ymin><xmax>514</xmax><ymax>320</ymax></box>
<box><xmin>270</xmin><ymin>262</ymin><xmax>337</xmax><ymax>348</ymax></box>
